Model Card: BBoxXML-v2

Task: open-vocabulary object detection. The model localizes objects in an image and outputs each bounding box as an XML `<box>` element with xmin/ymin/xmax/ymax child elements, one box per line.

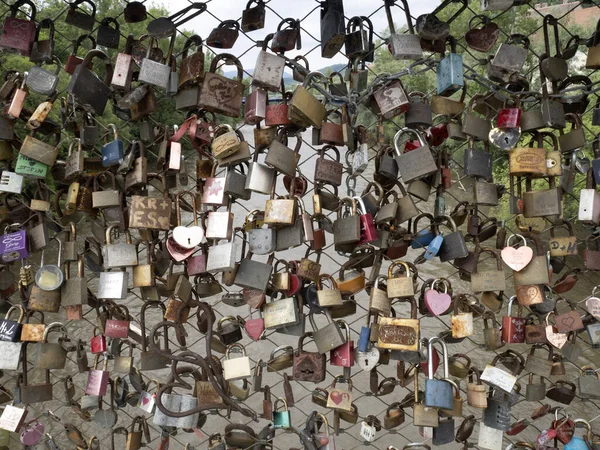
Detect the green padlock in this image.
<box><xmin>273</xmin><ymin>397</ymin><xmax>291</xmax><ymax>428</ymax></box>
<box><xmin>15</xmin><ymin>154</ymin><xmax>49</xmax><ymax>179</ymax></box>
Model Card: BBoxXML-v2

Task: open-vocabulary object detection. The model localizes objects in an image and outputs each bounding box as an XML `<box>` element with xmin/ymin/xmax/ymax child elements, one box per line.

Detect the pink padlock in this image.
<box><xmin>423</xmin><ymin>279</ymin><xmax>453</xmax><ymax>317</ymax></box>
<box><xmin>85</xmin><ymin>355</ymin><xmax>109</xmax><ymax>396</ymax></box>
<box><xmin>245</xmin><ymin>310</ymin><xmax>265</xmax><ymax>341</ymax></box>
<box><xmin>20</xmin><ymin>418</ymin><xmax>44</xmax><ymax>446</ymax></box>
<box><xmin>330</xmin><ymin>320</ymin><xmax>355</xmax><ymax>367</ymax></box>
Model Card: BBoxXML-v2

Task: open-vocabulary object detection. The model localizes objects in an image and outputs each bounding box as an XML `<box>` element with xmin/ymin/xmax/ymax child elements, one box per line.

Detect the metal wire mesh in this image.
<box><xmin>0</xmin><ymin>0</ymin><xmax>599</xmax><ymax>449</ymax></box>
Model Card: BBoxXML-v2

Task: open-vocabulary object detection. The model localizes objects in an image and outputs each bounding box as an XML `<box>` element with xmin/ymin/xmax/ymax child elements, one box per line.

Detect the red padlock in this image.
<box><xmin>330</xmin><ymin>320</ymin><xmax>354</xmax><ymax>367</ymax></box>
<box><xmin>104</xmin><ymin>319</ymin><xmax>129</xmax><ymax>339</ymax></box>
<box><xmin>419</xmin><ymin>337</ymin><xmax>440</xmax><ymax>375</ymax></box>
<box><xmin>429</xmin><ymin>123</ymin><xmax>449</xmax><ymax>147</ymax></box>
<box><xmin>506</xmin><ymin>419</ymin><xmax>529</xmax><ymax>436</ymax></box>
<box><xmin>496</xmin><ymin>98</ymin><xmax>522</xmax><ymax>129</ymax></box>
<box><xmin>502</xmin><ymin>296</ymin><xmax>527</xmax><ymax>343</ymax></box>
<box><xmin>0</xmin><ymin>0</ymin><xmax>37</xmax><ymax>55</ymax></box>
<box><xmin>265</xmin><ymin>91</ymin><xmax>292</xmax><ymax>127</ymax></box>
<box><xmin>285</xmin><ymin>262</ymin><xmax>303</xmax><ymax>297</ymax></box>
<box><xmin>356</xmin><ymin>197</ymin><xmax>377</xmax><ymax>245</ymax></box>
<box><xmin>404</xmin><ymin>139</ymin><xmax>422</xmax><ymax>152</ymax></box>
<box><xmin>550</xmin><ymin>413</ymin><xmax>575</xmax><ymax>445</ymax></box>
<box><xmin>90</xmin><ymin>327</ymin><xmax>107</xmax><ymax>354</ymax></box>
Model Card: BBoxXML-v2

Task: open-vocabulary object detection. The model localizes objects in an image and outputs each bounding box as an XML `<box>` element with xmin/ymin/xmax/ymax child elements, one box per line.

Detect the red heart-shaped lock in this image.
<box><xmin>465</xmin><ymin>22</ymin><xmax>500</xmax><ymax>52</ymax></box>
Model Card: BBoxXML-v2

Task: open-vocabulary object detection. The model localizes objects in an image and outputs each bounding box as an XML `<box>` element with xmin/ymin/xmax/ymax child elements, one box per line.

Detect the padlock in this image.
<box><xmin>483</xmin><ymin>389</ymin><xmax>511</xmax><ymax>431</ymax></box>
<box><xmin>241</xmin><ymin>0</ymin><xmax>265</xmax><ymax>32</ymax></box>
<box><xmin>373</xmin><ymin>79</ymin><xmax>409</xmax><ymax>119</ymax></box>
<box><xmin>138</xmin><ymin>34</ymin><xmax>174</xmax><ymax>90</ymax></box>
<box><xmin>1</xmin><ymin>0</ymin><xmax>37</xmax><ymax>54</ymax></box>
<box><xmin>385</xmin><ymin>0</ymin><xmax>422</xmax><ymax>60</ymax></box>
<box><xmin>437</xmin><ymin>36</ymin><xmax>463</xmax><ymax>96</ymax></box>
<box><xmin>61</xmin><ymin>256</ymin><xmax>87</xmax><ymax>308</ymax></box>
<box><xmin>103</xmin><ymin>225</ymin><xmax>138</xmax><ymax>268</ymax></box>
<box><xmin>293</xmin><ymin>332</ymin><xmax>326</xmax><ymax>382</ymax></box>
<box><xmin>65</xmin><ymin>34</ymin><xmax>96</xmax><ymax>75</ymax></box>
<box><xmin>489</xmin><ymin>34</ymin><xmax>530</xmax><ymax>82</ymax></box>
<box><xmin>222</xmin><ymin>343</ymin><xmax>252</xmax><ymax>381</ymax></box>
<box><xmin>200</xmin><ymin>53</ymin><xmax>245</xmax><ymax>117</ymax></box>
<box><xmin>66</xmin><ymin>49</ymin><xmax>113</xmax><ymax>115</ymax></box>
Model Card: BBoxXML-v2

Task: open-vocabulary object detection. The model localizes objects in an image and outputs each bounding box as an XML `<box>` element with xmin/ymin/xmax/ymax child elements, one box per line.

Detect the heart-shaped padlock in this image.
<box><xmin>465</xmin><ymin>19</ymin><xmax>500</xmax><ymax>52</ymax></box>
<box><xmin>416</xmin><ymin>14</ymin><xmax>449</xmax><ymax>41</ymax></box>
<box><xmin>424</xmin><ymin>288</ymin><xmax>452</xmax><ymax>317</ymax></box>
<box><xmin>489</xmin><ymin>127</ymin><xmax>521</xmax><ymax>150</ymax></box>
<box><xmin>574</xmin><ymin>150</ymin><xmax>591</xmax><ymax>174</ymax></box>
<box><xmin>356</xmin><ymin>347</ymin><xmax>380</xmax><ymax>372</ymax></box>
<box><xmin>501</xmin><ymin>234</ymin><xmax>533</xmax><ymax>271</ymax></box>
<box><xmin>586</xmin><ymin>296</ymin><xmax>600</xmax><ymax>321</ymax></box>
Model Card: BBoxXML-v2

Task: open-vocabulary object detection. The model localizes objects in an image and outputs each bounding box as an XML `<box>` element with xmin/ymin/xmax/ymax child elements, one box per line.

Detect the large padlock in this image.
<box><xmin>252</xmin><ymin>34</ymin><xmax>285</xmax><ymax>92</ymax></box>
<box><xmin>483</xmin><ymin>390</ymin><xmax>511</xmax><ymax>431</ymax></box>
<box><xmin>385</xmin><ymin>0</ymin><xmax>422</xmax><ymax>60</ymax></box>
<box><xmin>320</xmin><ymin>0</ymin><xmax>345</xmax><ymax>58</ymax></box>
<box><xmin>200</xmin><ymin>53</ymin><xmax>245</xmax><ymax>118</ymax></box>
<box><xmin>405</xmin><ymin>92</ymin><xmax>432</xmax><ymax>129</ymax></box>
<box><xmin>0</xmin><ymin>0</ymin><xmax>37</xmax><ymax>54</ymax></box>
<box><xmin>393</xmin><ymin>128</ymin><xmax>437</xmax><ymax>183</ymax></box>
<box><xmin>424</xmin><ymin>338</ymin><xmax>454</xmax><ymax>410</ymax></box>
<box><xmin>102</xmin><ymin>225</ymin><xmax>138</xmax><ymax>268</ymax></box>
<box><xmin>138</xmin><ymin>35</ymin><xmax>174</xmax><ymax>90</ymax></box>
<box><xmin>488</xmin><ymin>34</ymin><xmax>530</xmax><ymax>82</ymax></box>
<box><xmin>66</xmin><ymin>49</ymin><xmax>113</xmax><ymax>115</ymax></box>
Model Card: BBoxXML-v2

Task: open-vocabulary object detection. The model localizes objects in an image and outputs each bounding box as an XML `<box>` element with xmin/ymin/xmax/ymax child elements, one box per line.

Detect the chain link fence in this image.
<box><xmin>0</xmin><ymin>0</ymin><xmax>599</xmax><ymax>448</ymax></box>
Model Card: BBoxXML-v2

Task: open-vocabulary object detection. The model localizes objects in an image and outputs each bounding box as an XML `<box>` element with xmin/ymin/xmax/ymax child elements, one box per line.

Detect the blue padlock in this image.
<box><xmin>424</xmin><ymin>337</ymin><xmax>454</xmax><ymax>410</ymax></box>
<box><xmin>424</xmin><ymin>234</ymin><xmax>444</xmax><ymax>260</ymax></box>
<box><xmin>564</xmin><ymin>420</ymin><xmax>592</xmax><ymax>450</ymax></box>
<box><xmin>436</xmin><ymin>36</ymin><xmax>464</xmax><ymax>96</ymax></box>
<box><xmin>411</xmin><ymin>212</ymin><xmax>435</xmax><ymax>249</ymax></box>
<box><xmin>358</xmin><ymin>325</ymin><xmax>371</xmax><ymax>352</ymax></box>
<box><xmin>101</xmin><ymin>123</ymin><xmax>124</xmax><ymax>167</ymax></box>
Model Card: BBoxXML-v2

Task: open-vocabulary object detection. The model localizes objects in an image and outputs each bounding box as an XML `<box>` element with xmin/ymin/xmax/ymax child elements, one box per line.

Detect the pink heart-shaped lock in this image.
<box><xmin>424</xmin><ymin>289</ymin><xmax>452</xmax><ymax>316</ymax></box>
<box><xmin>501</xmin><ymin>237</ymin><xmax>533</xmax><ymax>272</ymax></box>
<box><xmin>245</xmin><ymin>318</ymin><xmax>265</xmax><ymax>341</ymax></box>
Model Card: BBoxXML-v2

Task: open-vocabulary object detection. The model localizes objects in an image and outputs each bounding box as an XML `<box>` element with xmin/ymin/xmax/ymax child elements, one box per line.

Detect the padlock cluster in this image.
<box><xmin>0</xmin><ymin>0</ymin><xmax>600</xmax><ymax>448</ymax></box>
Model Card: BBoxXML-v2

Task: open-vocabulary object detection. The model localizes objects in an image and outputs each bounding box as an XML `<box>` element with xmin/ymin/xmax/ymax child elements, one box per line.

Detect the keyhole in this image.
<box><xmin>188</xmin><ymin>237</ymin><xmax>191</xmax><ymax>245</ymax></box>
<box><xmin>364</xmin><ymin>359</ymin><xmax>369</xmax><ymax>367</ymax></box>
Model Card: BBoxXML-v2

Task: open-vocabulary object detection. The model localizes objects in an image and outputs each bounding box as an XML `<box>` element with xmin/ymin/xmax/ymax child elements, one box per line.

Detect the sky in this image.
<box><xmin>161</xmin><ymin>0</ymin><xmax>441</xmax><ymax>71</ymax></box>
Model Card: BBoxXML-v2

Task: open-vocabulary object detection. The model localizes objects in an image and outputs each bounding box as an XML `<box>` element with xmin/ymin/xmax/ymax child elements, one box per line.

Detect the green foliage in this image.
<box><xmin>358</xmin><ymin>2</ymin><xmax>599</xmax><ymax>221</ymax></box>
<box><xmin>0</xmin><ymin>0</ymin><xmax>236</xmax><ymax>164</ymax></box>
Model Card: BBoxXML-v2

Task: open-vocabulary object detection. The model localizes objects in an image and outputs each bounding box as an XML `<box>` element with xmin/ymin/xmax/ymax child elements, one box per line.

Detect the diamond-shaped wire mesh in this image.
<box><xmin>0</xmin><ymin>0</ymin><xmax>600</xmax><ymax>449</ymax></box>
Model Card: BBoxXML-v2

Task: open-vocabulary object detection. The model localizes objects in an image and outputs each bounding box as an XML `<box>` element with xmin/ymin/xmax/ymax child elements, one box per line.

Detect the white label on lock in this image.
<box><xmin>480</xmin><ymin>364</ymin><xmax>516</xmax><ymax>393</ymax></box>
